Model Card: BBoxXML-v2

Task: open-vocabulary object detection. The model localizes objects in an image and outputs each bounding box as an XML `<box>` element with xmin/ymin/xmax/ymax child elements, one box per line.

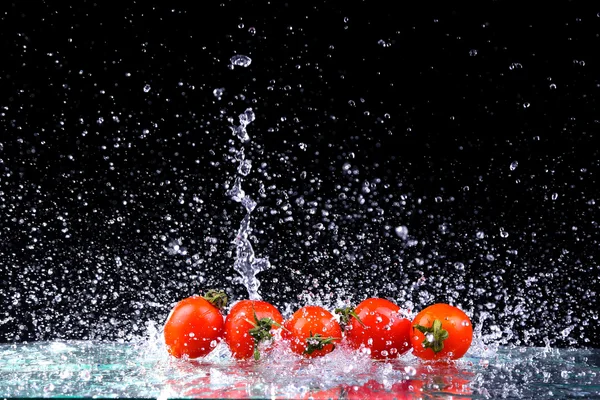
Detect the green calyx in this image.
<box><xmin>334</xmin><ymin>307</ymin><xmax>366</xmax><ymax>330</ymax></box>
<box><xmin>304</xmin><ymin>331</ymin><xmax>339</xmax><ymax>355</ymax></box>
<box><xmin>202</xmin><ymin>289</ymin><xmax>228</xmax><ymax>310</ymax></box>
<box><xmin>413</xmin><ymin>319</ymin><xmax>449</xmax><ymax>354</ymax></box>
<box><xmin>247</xmin><ymin>309</ymin><xmax>282</xmax><ymax>361</ymax></box>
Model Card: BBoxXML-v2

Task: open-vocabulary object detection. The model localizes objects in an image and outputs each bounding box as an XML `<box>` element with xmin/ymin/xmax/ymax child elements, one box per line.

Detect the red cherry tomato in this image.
<box><xmin>163</xmin><ymin>290</ymin><xmax>227</xmax><ymax>359</ymax></box>
<box><xmin>339</xmin><ymin>298</ymin><xmax>412</xmax><ymax>360</ymax></box>
<box><xmin>282</xmin><ymin>305</ymin><xmax>342</xmax><ymax>358</ymax></box>
<box><xmin>224</xmin><ymin>299</ymin><xmax>283</xmax><ymax>360</ymax></box>
<box><xmin>410</xmin><ymin>303</ymin><xmax>473</xmax><ymax>360</ymax></box>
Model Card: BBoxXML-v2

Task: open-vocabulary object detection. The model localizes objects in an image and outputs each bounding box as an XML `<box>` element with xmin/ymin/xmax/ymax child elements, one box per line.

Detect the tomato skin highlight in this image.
<box><xmin>345</xmin><ymin>298</ymin><xmax>412</xmax><ymax>360</ymax></box>
<box><xmin>410</xmin><ymin>303</ymin><xmax>473</xmax><ymax>360</ymax></box>
<box><xmin>282</xmin><ymin>305</ymin><xmax>342</xmax><ymax>358</ymax></box>
<box><xmin>224</xmin><ymin>299</ymin><xmax>283</xmax><ymax>360</ymax></box>
<box><xmin>163</xmin><ymin>295</ymin><xmax>225</xmax><ymax>359</ymax></box>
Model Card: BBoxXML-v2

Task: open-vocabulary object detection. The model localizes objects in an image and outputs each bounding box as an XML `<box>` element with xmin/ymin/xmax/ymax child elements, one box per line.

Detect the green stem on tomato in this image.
<box><xmin>202</xmin><ymin>290</ymin><xmax>228</xmax><ymax>310</ymax></box>
<box><xmin>246</xmin><ymin>306</ymin><xmax>282</xmax><ymax>361</ymax></box>
<box><xmin>304</xmin><ymin>331</ymin><xmax>341</xmax><ymax>355</ymax></box>
<box><xmin>413</xmin><ymin>319</ymin><xmax>449</xmax><ymax>353</ymax></box>
<box><xmin>335</xmin><ymin>306</ymin><xmax>366</xmax><ymax>330</ymax></box>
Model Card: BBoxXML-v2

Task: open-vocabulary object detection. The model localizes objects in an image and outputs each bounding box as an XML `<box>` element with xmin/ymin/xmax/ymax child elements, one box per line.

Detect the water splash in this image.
<box><xmin>226</xmin><ymin>108</ymin><xmax>270</xmax><ymax>300</ymax></box>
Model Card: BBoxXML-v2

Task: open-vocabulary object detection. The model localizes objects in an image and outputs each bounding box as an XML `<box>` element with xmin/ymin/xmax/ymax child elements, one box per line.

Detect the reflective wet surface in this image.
<box><xmin>1</xmin><ymin>340</ymin><xmax>598</xmax><ymax>399</ymax></box>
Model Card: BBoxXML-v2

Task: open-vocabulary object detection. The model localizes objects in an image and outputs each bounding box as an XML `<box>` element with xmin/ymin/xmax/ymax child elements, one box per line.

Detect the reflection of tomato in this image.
<box><xmin>301</xmin><ymin>386</ymin><xmax>344</xmax><ymax>399</ymax></box>
<box><xmin>409</xmin><ymin>363</ymin><xmax>473</xmax><ymax>399</ymax></box>
<box><xmin>410</xmin><ymin>303</ymin><xmax>473</xmax><ymax>360</ymax></box>
<box><xmin>341</xmin><ymin>298</ymin><xmax>412</xmax><ymax>360</ymax></box>
<box><xmin>282</xmin><ymin>305</ymin><xmax>342</xmax><ymax>358</ymax></box>
<box><xmin>182</xmin><ymin>381</ymin><xmax>249</xmax><ymax>399</ymax></box>
<box><xmin>163</xmin><ymin>290</ymin><xmax>227</xmax><ymax>359</ymax></box>
<box><xmin>409</xmin><ymin>378</ymin><xmax>471</xmax><ymax>399</ymax></box>
<box><xmin>224</xmin><ymin>299</ymin><xmax>283</xmax><ymax>360</ymax></box>
<box><xmin>344</xmin><ymin>379</ymin><xmax>412</xmax><ymax>400</ymax></box>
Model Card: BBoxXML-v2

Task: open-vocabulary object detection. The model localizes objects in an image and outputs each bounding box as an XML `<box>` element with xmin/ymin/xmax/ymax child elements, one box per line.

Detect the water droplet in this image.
<box><xmin>509</xmin><ymin>62</ymin><xmax>523</xmax><ymax>70</ymax></box>
<box><xmin>510</xmin><ymin>161</ymin><xmax>518</xmax><ymax>171</ymax></box>
<box><xmin>143</xmin><ymin>84</ymin><xmax>151</xmax><ymax>93</ymax></box>
<box><xmin>230</xmin><ymin>54</ymin><xmax>252</xmax><ymax>67</ymax></box>
<box><xmin>239</xmin><ymin>108</ymin><xmax>256</xmax><ymax>126</ymax></box>
<box><xmin>227</xmin><ymin>177</ymin><xmax>246</xmax><ymax>202</ymax></box>
<box><xmin>238</xmin><ymin>159</ymin><xmax>252</xmax><ymax>176</ymax></box>
<box><xmin>395</xmin><ymin>226</ymin><xmax>408</xmax><ymax>240</ymax></box>
<box><xmin>79</xmin><ymin>370</ymin><xmax>91</xmax><ymax>381</ymax></box>
<box><xmin>59</xmin><ymin>370</ymin><xmax>72</xmax><ymax>379</ymax></box>
<box><xmin>213</xmin><ymin>88</ymin><xmax>225</xmax><ymax>98</ymax></box>
<box><xmin>551</xmin><ymin>192</ymin><xmax>559</xmax><ymax>201</ymax></box>
<box><xmin>560</xmin><ymin>326</ymin><xmax>574</xmax><ymax>338</ymax></box>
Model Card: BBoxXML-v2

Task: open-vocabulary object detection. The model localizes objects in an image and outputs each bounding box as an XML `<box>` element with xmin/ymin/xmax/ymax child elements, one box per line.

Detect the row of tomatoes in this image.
<box><xmin>163</xmin><ymin>290</ymin><xmax>473</xmax><ymax>362</ymax></box>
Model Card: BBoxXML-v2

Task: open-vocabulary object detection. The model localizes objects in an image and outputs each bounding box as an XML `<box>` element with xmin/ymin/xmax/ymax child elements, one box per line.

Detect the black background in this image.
<box><xmin>0</xmin><ymin>1</ymin><xmax>598</xmax><ymax>348</ymax></box>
